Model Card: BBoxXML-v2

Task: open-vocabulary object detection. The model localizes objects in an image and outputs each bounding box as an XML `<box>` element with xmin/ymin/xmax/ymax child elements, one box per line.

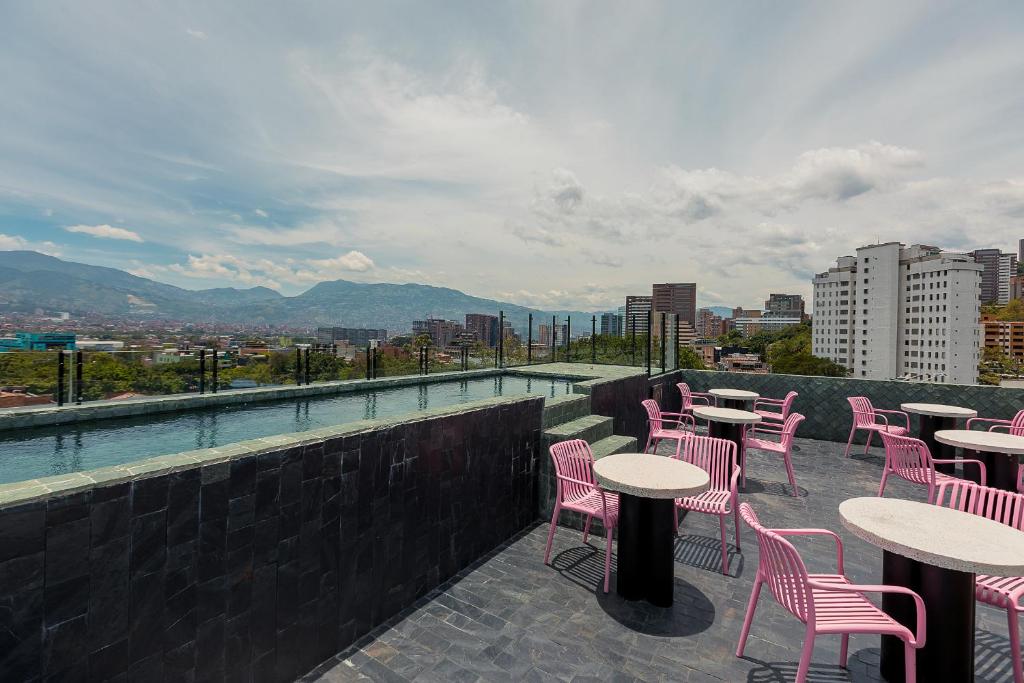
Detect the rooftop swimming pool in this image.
<box><xmin>0</xmin><ymin>374</ymin><xmax>574</xmax><ymax>484</ymax></box>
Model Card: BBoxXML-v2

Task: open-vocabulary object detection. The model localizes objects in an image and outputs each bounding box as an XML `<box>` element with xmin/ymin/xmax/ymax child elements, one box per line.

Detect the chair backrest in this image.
<box><xmin>778</xmin><ymin>413</ymin><xmax>806</xmax><ymax>449</ymax></box>
<box><xmin>1010</xmin><ymin>410</ymin><xmax>1024</xmax><ymax>436</ymax></box>
<box><xmin>848</xmin><ymin>396</ymin><xmax>876</xmax><ymax>427</ymax></box>
<box><xmin>879</xmin><ymin>432</ymin><xmax>936</xmax><ymax>489</ymax></box>
<box><xmin>682</xmin><ymin>435</ymin><xmax>736</xmax><ymax>490</ymax></box>
<box><xmin>739</xmin><ymin>503</ymin><xmax>814</xmax><ymax>623</ymax></box>
<box><xmin>677</xmin><ymin>382</ymin><xmax>696</xmax><ymax>409</ymax></box>
<box><xmin>642</xmin><ymin>399</ymin><xmax>668</xmax><ymax>433</ymax></box>
<box><xmin>780</xmin><ymin>391</ymin><xmax>799</xmax><ymax>417</ymax></box>
<box><xmin>549</xmin><ymin>439</ymin><xmax>596</xmax><ymax>504</ymax></box>
<box><xmin>934</xmin><ymin>478</ymin><xmax>1024</xmax><ymax>531</ymax></box>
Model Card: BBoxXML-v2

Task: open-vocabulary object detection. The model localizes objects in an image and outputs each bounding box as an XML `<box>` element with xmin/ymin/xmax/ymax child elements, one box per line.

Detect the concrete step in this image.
<box><xmin>542</xmin><ymin>394</ymin><xmax>591</xmax><ymax>429</ymax></box>
<box><xmin>591</xmin><ymin>435</ymin><xmax>638</xmax><ymax>460</ymax></box>
<box><xmin>542</xmin><ymin>414</ymin><xmax>614</xmax><ymax>447</ymax></box>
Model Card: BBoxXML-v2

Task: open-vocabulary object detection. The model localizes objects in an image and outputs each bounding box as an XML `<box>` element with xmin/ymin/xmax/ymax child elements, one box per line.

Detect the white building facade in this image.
<box><xmin>812</xmin><ymin>243</ymin><xmax>982</xmax><ymax>384</ymax></box>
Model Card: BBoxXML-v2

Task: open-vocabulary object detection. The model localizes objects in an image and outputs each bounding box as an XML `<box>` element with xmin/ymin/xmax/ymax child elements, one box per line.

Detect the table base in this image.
<box><xmin>919</xmin><ymin>415</ymin><xmax>958</xmax><ymax>475</ymax></box>
<box><xmin>708</xmin><ymin>421</ymin><xmax>744</xmax><ymax>483</ymax></box>
<box><xmin>963</xmin><ymin>449</ymin><xmax>1019</xmax><ymax>492</ymax></box>
<box><xmin>880</xmin><ymin>550</ymin><xmax>975</xmax><ymax>683</ymax></box>
<box><xmin>721</xmin><ymin>398</ymin><xmax>748</xmax><ymax>410</ymax></box>
<box><xmin>617</xmin><ymin>494</ymin><xmax>674</xmax><ymax>607</ymax></box>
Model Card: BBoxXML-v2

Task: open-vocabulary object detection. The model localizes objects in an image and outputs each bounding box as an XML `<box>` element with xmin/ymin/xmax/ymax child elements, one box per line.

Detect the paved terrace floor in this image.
<box><xmin>301</xmin><ymin>436</ymin><xmax>1018</xmax><ymax>682</ymax></box>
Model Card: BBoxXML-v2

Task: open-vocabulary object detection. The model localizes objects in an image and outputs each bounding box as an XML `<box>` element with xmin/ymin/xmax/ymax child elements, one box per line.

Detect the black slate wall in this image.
<box><xmin>0</xmin><ymin>397</ymin><xmax>543</xmax><ymax>682</ymax></box>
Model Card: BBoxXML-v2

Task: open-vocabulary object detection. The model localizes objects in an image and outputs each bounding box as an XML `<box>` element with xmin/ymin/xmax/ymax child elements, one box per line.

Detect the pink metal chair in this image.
<box><xmin>642</xmin><ymin>398</ymin><xmax>695</xmax><ymax>458</ymax></box>
<box><xmin>934</xmin><ymin>478</ymin><xmax>1024</xmax><ymax>683</ymax></box>
<box><xmin>844</xmin><ymin>396</ymin><xmax>910</xmax><ymax>457</ymax></box>
<box><xmin>743</xmin><ymin>413</ymin><xmax>806</xmax><ymax>496</ymax></box>
<box><xmin>674</xmin><ymin>435</ymin><xmax>740</xmax><ymax>574</ymax></box>
<box><xmin>677</xmin><ymin>382</ymin><xmax>714</xmax><ymax>413</ymax></box>
<box><xmin>878</xmin><ymin>432</ymin><xmax>986</xmax><ymax>504</ymax></box>
<box><xmin>753</xmin><ymin>390</ymin><xmax>798</xmax><ymax>425</ymax></box>
<box><xmin>544</xmin><ymin>439</ymin><xmax>619</xmax><ymax>593</ymax></box>
<box><xmin>735</xmin><ymin>503</ymin><xmax>926</xmax><ymax>683</ymax></box>
<box><xmin>966</xmin><ymin>409</ymin><xmax>1024</xmax><ymax>436</ymax></box>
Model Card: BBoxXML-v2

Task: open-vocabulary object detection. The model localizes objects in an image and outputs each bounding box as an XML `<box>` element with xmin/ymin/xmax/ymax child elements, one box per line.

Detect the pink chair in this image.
<box><xmin>642</xmin><ymin>398</ymin><xmax>695</xmax><ymax>458</ymax></box>
<box><xmin>674</xmin><ymin>435</ymin><xmax>740</xmax><ymax>574</ymax></box>
<box><xmin>844</xmin><ymin>396</ymin><xmax>910</xmax><ymax>457</ymax></box>
<box><xmin>753</xmin><ymin>390</ymin><xmax>798</xmax><ymax>425</ymax></box>
<box><xmin>677</xmin><ymin>382</ymin><xmax>714</xmax><ymax>413</ymax></box>
<box><xmin>966</xmin><ymin>409</ymin><xmax>1024</xmax><ymax>436</ymax></box>
<box><xmin>743</xmin><ymin>413</ymin><xmax>806</xmax><ymax>496</ymax></box>
<box><xmin>878</xmin><ymin>432</ymin><xmax>986</xmax><ymax>504</ymax></box>
<box><xmin>735</xmin><ymin>503</ymin><xmax>926</xmax><ymax>683</ymax></box>
<box><xmin>934</xmin><ymin>478</ymin><xmax>1024</xmax><ymax>683</ymax></box>
<box><xmin>544</xmin><ymin>439</ymin><xmax>619</xmax><ymax>593</ymax></box>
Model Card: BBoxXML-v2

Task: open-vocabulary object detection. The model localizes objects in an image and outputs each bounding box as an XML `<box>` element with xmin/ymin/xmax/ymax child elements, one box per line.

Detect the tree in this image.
<box><xmin>766</xmin><ymin>324</ymin><xmax>848</xmax><ymax>377</ymax></box>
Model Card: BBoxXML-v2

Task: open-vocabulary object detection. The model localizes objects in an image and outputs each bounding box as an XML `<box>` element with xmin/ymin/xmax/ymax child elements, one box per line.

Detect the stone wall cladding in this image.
<box><xmin>678</xmin><ymin>369</ymin><xmax>1024</xmax><ymax>443</ymax></box>
<box><xmin>0</xmin><ymin>396</ymin><xmax>542</xmax><ymax>682</ymax></box>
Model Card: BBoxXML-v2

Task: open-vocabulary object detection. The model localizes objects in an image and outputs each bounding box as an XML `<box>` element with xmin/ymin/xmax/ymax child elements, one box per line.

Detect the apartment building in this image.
<box><xmin>982</xmin><ymin>314</ymin><xmax>1024</xmax><ymax>363</ymax></box>
<box><xmin>464</xmin><ymin>314</ymin><xmax>499</xmax><ymax>347</ymax></box>
<box><xmin>599</xmin><ymin>312</ymin><xmax>623</xmax><ymax>336</ymax></box>
<box><xmin>624</xmin><ymin>295</ymin><xmax>652</xmax><ymax>336</ymax></box>
<box><xmin>812</xmin><ymin>243</ymin><xmax>982</xmax><ymax>384</ymax></box>
<box><xmin>652</xmin><ymin>283</ymin><xmax>697</xmax><ymax>327</ymax></box>
<box><xmin>969</xmin><ymin>248</ymin><xmax>1017</xmax><ymax>304</ymax></box>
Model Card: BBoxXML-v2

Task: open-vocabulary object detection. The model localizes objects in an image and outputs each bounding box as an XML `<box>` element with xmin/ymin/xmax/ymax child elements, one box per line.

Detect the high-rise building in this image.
<box><xmin>969</xmin><ymin>248</ymin><xmax>1018</xmax><ymax>304</ymax></box>
<box><xmin>538</xmin><ymin>323</ymin><xmax>567</xmax><ymax>347</ymax></box>
<box><xmin>812</xmin><ymin>243</ymin><xmax>981</xmax><ymax>384</ymax></box>
<box><xmin>1012</xmin><ymin>275</ymin><xmax>1024</xmax><ymax>302</ymax></box>
<box><xmin>1019</xmin><ymin>238</ymin><xmax>1024</xmax><ymax>264</ymax></box>
<box><xmin>411</xmin><ymin>319</ymin><xmax>463</xmax><ymax>347</ymax></box>
<box><xmin>315</xmin><ymin>327</ymin><xmax>388</xmax><ymax>347</ymax></box>
<box><xmin>696</xmin><ymin>308</ymin><xmax>723</xmax><ymax>339</ymax></box>
<box><xmin>624</xmin><ymin>295</ymin><xmax>652</xmax><ymax>336</ymax></box>
<box><xmin>764</xmin><ymin>294</ymin><xmax>806</xmax><ymax>320</ymax></box>
<box><xmin>599</xmin><ymin>312</ymin><xmax>623</xmax><ymax>336</ymax></box>
<box><xmin>982</xmin><ymin>313</ymin><xmax>1024</xmax><ymax>365</ymax></box>
<box><xmin>652</xmin><ymin>283</ymin><xmax>697</xmax><ymax>327</ymax></box>
<box><xmin>464</xmin><ymin>314</ymin><xmax>499</xmax><ymax>347</ymax></box>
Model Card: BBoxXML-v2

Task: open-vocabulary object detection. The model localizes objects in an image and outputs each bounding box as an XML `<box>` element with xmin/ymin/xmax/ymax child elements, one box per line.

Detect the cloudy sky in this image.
<box><xmin>1</xmin><ymin>2</ymin><xmax>1023</xmax><ymax>312</ymax></box>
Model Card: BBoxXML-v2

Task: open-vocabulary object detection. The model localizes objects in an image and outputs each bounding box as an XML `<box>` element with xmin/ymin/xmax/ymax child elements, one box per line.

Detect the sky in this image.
<box><xmin>1</xmin><ymin>1</ymin><xmax>1023</xmax><ymax>313</ymax></box>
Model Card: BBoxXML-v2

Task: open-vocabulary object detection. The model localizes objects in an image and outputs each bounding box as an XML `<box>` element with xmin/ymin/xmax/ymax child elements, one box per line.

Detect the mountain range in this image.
<box><xmin>0</xmin><ymin>251</ymin><xmax>600</xmax><ymax>333</ymax></box>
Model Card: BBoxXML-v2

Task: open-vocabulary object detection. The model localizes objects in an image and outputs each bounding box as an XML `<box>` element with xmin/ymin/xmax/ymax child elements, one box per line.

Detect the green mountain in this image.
<box><xmin>0</xmin><ymin>251</ymin><xmax>596</xmax><ymax>332</ymax></box>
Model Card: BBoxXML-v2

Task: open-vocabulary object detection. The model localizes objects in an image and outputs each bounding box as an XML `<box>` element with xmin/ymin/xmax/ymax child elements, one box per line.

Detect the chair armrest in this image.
<box><xmin>856</xmin><ymin>409</ymin><xmax>889</xmax><ymax>427</ymax></box>
<box><xmin>934</xmin><ymin>458</ymin><xmax>987</xmax><ymax>485</ymax></box>
<box><xmin>774</xmin><ymin>528</ymin><xmax>844</xmax><ymax>573</ymax></box>
<box><xmin>989</xmin><ymin>424</ymin><xmax>1011</xmax><ymax>433</ymax></box>
<box><xmin>753</xmin><ymin>398</ymin><xmax>784</xmax><ymax>408</ymax></box>
<box><xmin>689</xmin><ymin>394</ymin><xmax>713</xmax><ymax>405</ymax></box>
<box><xmin>752</xmin><ymin>422</ymin><xmax>785</xmax><ymax>432</ymax></box>
<box><xmin>967</xmin><ymin>417</ymin><xmax>1010</xmax><ymax>430</ymax></box>
<box><xmin>874</xmin><ymin>408</ymin><xmax>910</xmax><ymax>430</ymax></box>
<box><xmin>555</xmin><ymin>474</ymin><xmax>597</xmax><ymax>489</ymax></box>
<box><xmin>807</xmin><ymin>582</ymin><xmax>926</xmax><ymax>647</ymax></box>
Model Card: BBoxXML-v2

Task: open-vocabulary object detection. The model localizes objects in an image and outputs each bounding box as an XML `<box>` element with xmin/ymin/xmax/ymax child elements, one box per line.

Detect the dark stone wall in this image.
<box><xmin>0</xmin><ymin>397</ymin><xmax>543</xmax><ymax>682</ymax></box>
<box><xmin>587</xmin><ymin>371</ymin><xmax>682</xmax><ymax>446</ymax></box>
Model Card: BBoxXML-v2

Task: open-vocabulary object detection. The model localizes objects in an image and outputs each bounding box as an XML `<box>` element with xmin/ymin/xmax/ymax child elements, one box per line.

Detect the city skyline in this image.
<box><xmin>2</xmin><ymin>2</ymin><xmax>1023</xmax><ymax>311</ymax></box>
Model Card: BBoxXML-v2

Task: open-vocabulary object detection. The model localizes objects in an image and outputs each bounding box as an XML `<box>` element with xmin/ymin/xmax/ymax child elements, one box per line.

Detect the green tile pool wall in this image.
<box><xmin>678</xmin><ymin>369</ymin><xmax>1024</xmax><ymax>443</ymax></box>
<box><xmin>0</xmin><ymin>396</ymin><xmax>543</xmax><ymax>682</ymax></box>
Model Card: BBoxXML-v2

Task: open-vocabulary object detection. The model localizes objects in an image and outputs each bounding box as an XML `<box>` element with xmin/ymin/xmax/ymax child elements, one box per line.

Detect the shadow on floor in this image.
<box><xmin>742</xmin><ymin>477</ymin><xmax>807</xmax><ymax>498</ymax></box>
<box><xmin>674</xmin><ymin>533</ymin><xmax>744</xmax><ymax>577</ymax></box>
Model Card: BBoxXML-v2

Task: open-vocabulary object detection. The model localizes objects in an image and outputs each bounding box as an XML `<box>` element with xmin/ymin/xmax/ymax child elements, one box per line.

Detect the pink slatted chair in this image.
<box><xmin>642</xmin><ymin>398</ymin><xmax>695</xmax><ymax>458</ymax></box>
<box><xmin>735</xmin><ymin>503</ymin><xmax>926</xmax><ymax>683</ymax></box>
<box><xmin>753</xmin><ymin>390</ymin><xmax>798</xmax><ymax>425</ymax></box>
<box><xmin>677</xmin><ymin>382</ymin><xmax>714</xmax><ymax>413</ymax></box>
<box><xmin>934</xmin><ymin>479</ymin><xmax>1024</xmax><ymax>683</ymax></box>
<box><xmin>544</xmin><ymin>439</ymin><xmax>619</xmax><ymax>593</ymax></box>
<box><xmin>878</xmin><ymin>432</ymin><xmax>986</xmax><ymax>504</ymax></box>
<box><xmin>674</xmin><ymin>435</ymin><xmax>740</xmax><ymax>574</ymax></box>
<box><xmin>844</xmin><ymin>396</ymin><xmax>910</xmax><ymax>457</ymax></box>
<box><xmin>743</xmin><ymin>413</ymin><xmax>806</xmax><ymax>496</ymax></box>
<box><xmin>967</xmin><ymin>409</ymin><xmax>1024</xmax><ymax>436</ymax></box>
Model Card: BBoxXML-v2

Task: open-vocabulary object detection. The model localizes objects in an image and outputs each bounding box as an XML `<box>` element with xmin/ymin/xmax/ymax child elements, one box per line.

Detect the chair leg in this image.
<box><xmin>795</xmin><ymin>627</ymin><xmax>816</xmax><ymax>683</ymax></box>
<box><xmin>603</xmin><ymin>526</ymin><xmax>613</xmax><ymax>593</ymax></box>
<box><xmin>644</xmin><ymin>434</ymin><xmax>653</xmax><ymax>454</ymax></box>
<box><xmin>735</xmin><ymin>578</ymin><xmax>763</xmax><ymax>657</ymax></box>
<box><xmin>839</xmin><ymin>633</ymin><xmax>849</xmax><ymax>669</ymax></box>
<box><xmin>863</xmin><ymin>429</ymin><xmax>873</xmax><ymax>454</ymax></box>
<box><xmin>1007</xmin><ymin>608</ymin><xmax>1022</xmax><ymax>683</ymax></box>
<box><xmin>878</xmin><ymin>470</ymin><xmax>889</xmax><ymax>498</ymax></box>
<box><xmin>719</xmin><ymin>515</ymin><xmax>729</xmax><ymax>575</ymax></box>
<box><xmin>904</xmin><ymin>642</ymin><xmax>917</xmax><ymax>683</ymax></box>
<box><xmin>544</xmin><ymin>504</ymin><xmax>560</xmax><ymax>564</ymax></box>
<box><xmin>733</xmin><ymin>506</ymin><xmax>741</xmax><ymax>551</ymax></box>
<box><xmin>582</xmin><ymin>514</ymin><xmax>593</xmax><ymax>544</ymax></box>
<box><xmin>673</xmin><ymin>504</ymin><xmax>679</xmax><ymax>534</ymax></box>
<box><xmin>844</xmin><ymin>426</ymin><xmax>857</xmax><ymax>458</ymax></box>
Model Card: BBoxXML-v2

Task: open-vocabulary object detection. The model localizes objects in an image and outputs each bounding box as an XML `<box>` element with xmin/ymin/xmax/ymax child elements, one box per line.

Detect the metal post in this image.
<box><xmin>199</xmin><ymin>349</ymin><xmax>207</xmax><ymax>393</ymax></box>
<box><xmin>304</xmin><ymin>347</ymin><xmax>311</xmax><ymax>384</ymax></box>
<box><xmin>56</xmin><ymin>351</ymin><xmax>65</xmax><ymax>407</ymax></box>
<box><xmin>551</xmin><ymin>315</ymin><xmax>556</xmax><ymax>360</ymax></box>
<box><xmin>591</xmin><ymin>315</ymin><xmax>596</xmax><ymax>364</ymax></box>
<box><xmin>527</xmin><ymin>313</ymin><xmax>533</xmax><ymax>365</ymax></box>
<box><xmin>674</xmin><ymin>317</ymin><xmax>680</xmax><ymax>370</ymax></box>
<box><xmin>646</xmin><ymin>312</ymin><xmax>652</xmax><ymax>376</ymax></box>
<box><xmin>566</xmin><ymin>315</ymin><xmax>571</xmax><ymax>362</ymax></box>
<box><xmin>498</xmin><ymin>310</ymin><xmax>504</xmax><ymax>369</ymax></box>
<box><xmin>660</xmin><ymin>313</ymin><xmax>666</xmax><ymax>373</ymax></box>
<box><xmin>631</xmin><ymin>317</ymin><xmax>636</xmax><ymax>366</ymax></box>
<box><xmin>75</xmin><ymin>351</ymin><xmax>83</xmax><ymax>404</ymax></box>
<box><xmin>366</xmin><ymin>346</ymin><xmax>372</xmax><ymax>380</ymax></box>
<box><xmin>423</xmin><ymin>346</ymin><xmax>428</xmax><ymax>375</ymax></box>
<box><xmin>212</xmin><ymin>348</ymin><xmax>219</xmax><ymax>393</ymax></box>
<box><xmin>294</xmin><ymin>348</ymin><xmax>301</xmax><ymax>385</ymax></box>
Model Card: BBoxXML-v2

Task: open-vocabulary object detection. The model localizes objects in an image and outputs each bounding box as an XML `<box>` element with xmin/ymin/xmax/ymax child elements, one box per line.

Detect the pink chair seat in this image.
<box><xmin>810</xmin><ymin>574</ymin><xmax>915</xmax><ymax>640</ymax></box>
<box><xmin>563</xmin><ymin>489</ymin><xmax>620</xmax><ymax>525</ymax></box>
<box><xmin>652</xmin><ymin>428</ymin><xmax>693</xmax><ymax>442</ymax></box>
<box><xmin>744</xmin><ymin>436</ymin><xmax>784</xmax><ymax>453</ymax></box>
<box><xmin>868</xmin><ymin>424</ymin><xmax>908</xmax><ymax>436</ymax></box>
<box><xmin>677</xmin><ymin>488</ymin><xmax>732</xmax><ymax>515</ymax></box>
<box><xmin>754</xmin><ymin>409</ymin><xmax>784</xmax><ymax>422</ymax></box>
<box><xmin>977</xmin><ymin>574</ymin><xmax>1024</xmax><ymax>610</ymax></box>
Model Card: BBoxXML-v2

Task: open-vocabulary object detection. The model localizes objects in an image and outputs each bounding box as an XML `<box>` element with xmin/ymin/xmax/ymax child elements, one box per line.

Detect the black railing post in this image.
<box><xmin>674</xmin><ymin>317</ymin><xmax>680</xmax><ymax>370</ymax></box>
<box><xmin>527</xmin><ymin>313</ymin><xmax>533</xmax><ymax>365</ymax></box>
<box><xmin>199</xmin><ymin>349</ymin><xmax>207</xmax><ymax>393</ymax></box>
<box><xmin>591</xmin><ymin>315</ymin><xmax>596</xmax><ymax>364</ymax></box>
<box><xmin>212</xmin><ymin>348</ymin><xmax>219</xmax><ymax>393</ymax></box>
<box><xmin>660</xmin><ymin>313</ymin><xmax>666</xmax><ymax>372</ymax></box>
<box><xmin>631</xmin><ymin>317</ymin><xmax>636</xmax><ymax>366</ymax></box>
<box><xmin>566</xmin><ymin>315</ymin><xmax>571</xmax><ymax>362</ymax></box>
<box><xmin>551</xmin><ymin>315</ymin><xmax>556</xmax><ymax>360</ymax></box>
<box><xmin>293</xmin><ymin>348</ymin><xmax>301</xmax><ymax>385</ymax></box>
<box><xmin>75</xmin><ymin>350</ymin><xmax>83</xmax><ymax>404</ymax></box>
<box><xmin>498</xmin><ymin>310</ymin><xmax>504</xmax><ymax>369</ymax></box>
<box><xmin>646</xmin><ymin>311</ymin><xmax>652</xmax><ymax>376</ymax></box>
<box><xmin>304</xmin><ymin>347</ymin><xmax>311</xmax><ymax>384</ymax></box>
<box><xmin>366</xmin><ymin>346</ymin><xmax>372</xmax><ymax>380</ymax></box>
<box><xmin>423</xmin><ymin>346</ymin><xmax>428</xmax><ymax>375</ymax></box>
<box><xmin>56</xmin><ymin>350</ymin><xmax>65</xmax><ymax>407</ymax></box>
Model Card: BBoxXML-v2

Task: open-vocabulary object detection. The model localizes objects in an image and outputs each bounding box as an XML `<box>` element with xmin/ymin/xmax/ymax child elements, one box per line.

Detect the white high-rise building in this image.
<box><xmin>998</xmin><ymin>252</ymin><xmax>1016</xmax><ymax>305</ymax></box>
<box><xmin>812</xmin><ymin>243</ymin><xmax>982</xmax><ymax>384</ymax></box>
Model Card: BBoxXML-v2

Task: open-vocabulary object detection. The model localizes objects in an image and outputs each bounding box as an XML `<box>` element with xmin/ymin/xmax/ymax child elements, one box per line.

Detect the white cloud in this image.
<box><xmin>307</xmin><ymin>250</ymin><xmax>375</xmax><ymax>272</ymax></box>
<box><xmin>66</xmin><ymin>224</ymin><xmax>144</xmax><ymax>242</ymax></box>
<box><xmin>0</xmin><ymin>234</ymin><xmax>28</xmax><ymax>250</ymax></box>
<box><xmin>253</xmin><ymin>208</ymin><xmax>268</xmax><ymax>218</ymax></box>
<box><xmin>185</xmin><ymin>28</ymin><xmax>207</xmax><ymax>40</ymax></box>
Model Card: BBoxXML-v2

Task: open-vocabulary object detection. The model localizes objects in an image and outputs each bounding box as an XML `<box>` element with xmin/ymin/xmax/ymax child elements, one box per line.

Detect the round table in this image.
<box><xmin>708</xmin><ymin>388</ymin><xmax>759</xmax><ymax>410</ymax></box>
<box><xmin>901</xmin><ymin>404</ymin><xmax>976</xmax><ymax>476</ymax></box>
<box><xmin>593</xmin><ymin>453</ymin><xmax>709</xmax><ymax>606</ymax></box>
<box><xmin>692</xmin><ymin>406</ymin><xmax>761</xmax><ymax>481</ymax></box>
<box><xmin>935</xmin><ymin>429</ymin><xmax>1024</xmax><ymax>492</ymax></box>
<box><xmin>840</xmin><ymin>497</ymin><xmax>1024</xmax><ymax>683</ymax></box>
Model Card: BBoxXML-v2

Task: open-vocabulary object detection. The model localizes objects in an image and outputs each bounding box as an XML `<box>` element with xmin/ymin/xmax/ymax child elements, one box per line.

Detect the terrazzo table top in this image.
<box><xmin>593</xmin><ymin>453</ymin><xmax>710</xmax><ymax>499</ymax></box>
<box><xmin>901</xmin><ymin>403</ymin><xmax>977</xmax><ymax>418</ymax></box>
<box><xmin>840</xmin><ymin>497</ymin><xmax>1024</xmax><ymax>575</ymax></box>
<box><xmin>708</xmin><ymin>388</ymin><xmax>759</xmax><ymax>401</ymax></box>
<box><xmin>935</xmin><ymin>429</ymin><xmax>1024</xmax><ymax>454</ymax></box>
<box><xmin>692</xmin><ymin>406</ymin><xmax>763</xmax><ymax>425</ymax></box>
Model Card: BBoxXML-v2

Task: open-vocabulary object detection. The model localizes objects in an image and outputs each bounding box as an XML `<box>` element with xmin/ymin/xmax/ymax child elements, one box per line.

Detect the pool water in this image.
<box><xmin>0</xmin><ymin>374</ymin><xmax>574</xmax><ymax>484</ymax></box>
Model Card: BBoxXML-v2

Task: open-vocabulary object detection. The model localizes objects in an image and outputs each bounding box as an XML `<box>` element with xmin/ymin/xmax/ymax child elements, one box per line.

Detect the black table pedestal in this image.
<box><xmin>963</xmin><ymin>448</ymin><xmax>1019</xmax><ymax>491</ymax></box>
<box><xmin>708</xmin><ymin>420</ymin><xmax>744</xmax><ymax>480</ymax></box>
<box><xmin>721</xmin><ymin>398</ymin><xmax>747</xmax><ymax>410</ymax></box>
<box><xmin>880</xmin><ymin>550</ymin><xmax>975</xmax><ymax>683</ymax></box>
<box><xmin>918</xmin><ymin>415</ymin><xmax>958</xmax><ymax>475</ymax></box>
<box><xmin>616</xmin><ymin>493</ymin><xmax>674</xmax><ymax>607</ymax></box>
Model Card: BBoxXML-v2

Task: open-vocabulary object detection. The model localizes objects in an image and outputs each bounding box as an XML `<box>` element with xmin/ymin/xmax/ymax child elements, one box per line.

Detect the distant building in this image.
<box><xmin>722</xmin><ymin>353</ymin><xmax>769</xmax><ymax>373</ymax></box>
<box><xmin>624</xmin><ymin>295</ymin><xmax>652</xmax><ymax>336</ymax></box>
<box><xmin>0</xmin><ymin>332</ymin><xmax>76</xmax><ymax>352</ymax></box>
<box><xmin>764</xmin><ymin>293</ymin><xmax>806</xmax><ymax>320</ymax></box>
<box><xmin>0</xmin><ymin>386</ymin><xmax>52</xmax><ymax>407</ymax></box>
<box><xmin>465</xmin><ymin>314</ymin><xmax>499</xmax><ymax>347</ymax></box>
<box><xmin>1012</xmin><ymin>275</ymin><xmax>1024</xmax><ymax>302</ymax></box>
<box><xmin>696</xmin><ymin>308</ymin><xmax>723</xmax><ymax>338</ymax></box>
<box><xmin>599</xmin><ymin>312</ymin><xmax>623</xmax><ymax>336</ymax></box>
<box><xmin>539</xmin><ymin>323</ymin><xmax>567</xmax><ymax>347</ymax></box>
<box><xmin>982</xmin><ymin>314</ymin><xmax>1024</xmax><ymax>365</ymax></box>
<box><xmin>316</xmin><ymin>327</ymin><xmax>388</xmax><ymax>347</ymax></box>
<box><xmin>733</xmin><ymin>316</ymin><xmax>802</xmax><ymax>337</ymax></box>
<box><xmin>75</xmin><ymin>339</ymin><xmax>125</xmax><ymax>352</ymax></box>
<box><xmin>412</xmin><ymin>319</ymin><xmax>463</xmax><ymax>347</ymax></box>
<box><xmin>969</xmin><ymin>248</ymin><xmax>1017</xmax><ymax>304</ymax></box>
<box><xmin>652</xmin><ymin>283</ymin><xmax>697</xmax><ymax>327</ymax></box>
